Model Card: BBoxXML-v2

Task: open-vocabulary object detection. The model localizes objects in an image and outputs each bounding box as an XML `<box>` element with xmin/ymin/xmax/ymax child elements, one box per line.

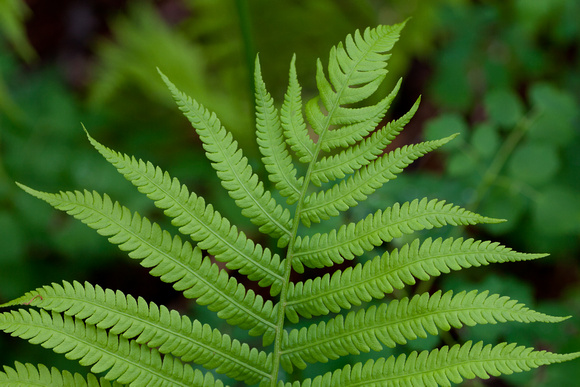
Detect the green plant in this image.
<box><xmin>420</xmin><ymin>1</ymin><xmax>580</xmax><ymax>255</ymax></box>
<box><xmin>0</xmin><ymin>0</ymin><xmax>35</xmax><ymax>127</ymax></box>
<box><xmin>1</xmin><ymin>22</ymin><xmax>578</xmax><ymax>386</ymax></box>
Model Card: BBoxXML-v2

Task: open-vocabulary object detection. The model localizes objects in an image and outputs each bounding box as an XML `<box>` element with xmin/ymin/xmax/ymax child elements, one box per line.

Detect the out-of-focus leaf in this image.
<box><xmin>0</xmin><ymin>211</ymin><xmax>24</xmax><ymax>263</ymax></box>
<box><xmin>484</xmin><ymin>88</ymin><xmax>525</xmax><ymax>129</ymax></box>
<box><xmin>430</xmin><ymin>60</ymin><xmax>473</xmax><ymax>111</ymax></box>
<box><xmin>515</xmin><ymin>0</ymin><xmax>568</xmax><ymax>35</ymax></box>
<box><xmin>471</xmin><ymin>122</ymin><xmax>500</xmax><ymax>159</ymax></box>
<box><xmin>480</xmin><ymin>187</ymin><xmax>526</xmax><ymax>234</ymax></box>
<box><xmin>448</xmin><ymin>152</ymin><xmax>477</xmax><ymax>177</ymax></box>
<box><xmin>528</xmin><ymin>84</ymin><xmax>577</xmax><ymax>146</ymax></box>
<box><xmin>529</xmin><ymin>83</ymin><xmax>577</xmax><ymax>120</ymax></box>
<box><xmin>528</xmin><ymin>111</ymin><xmax>575</xmax><ymax>146</ymax></box>
<box><xmin>508</xmin><ymin>142</ymin><xmax>560</xmax><ymax>185</ymax></box>
<box><xmin>533</xmin><ymin>185</ymin><xmax>580</xmax><ymax>235</ymax></box>
<box><xmin>90</xmin><ymin>2</ymin><xmax>250</xmax><ymax>140</ymax></box>
<box><xmin>423</xmin><ymin>113</ymin><xmax>467</xmax><ymax>150</ymax></box>
<box><xmin>0</xmin><ymin>0</ymin><xmax>36</xmax><ymax>61</ymax></box>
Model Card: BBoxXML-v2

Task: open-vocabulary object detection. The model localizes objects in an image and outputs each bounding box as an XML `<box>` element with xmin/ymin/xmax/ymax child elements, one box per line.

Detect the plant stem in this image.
<box><xmin>467</xmin><ymin>110</ymin><xmax>539</xmax><ymax>212</ymax></box>
<box><xmin>270</xmin><ymin>97</ymin><xmax>337</xmax><ymax>386</ymax></box>
<box><xmin>270</xmin><ymin>131</ymin><xmax>326</xmax><ymax>386</ymax></box>
<box><xmin>235</xmin><ymin>0</ymin><xmax>256</xmax><ymax>104</ymax></box>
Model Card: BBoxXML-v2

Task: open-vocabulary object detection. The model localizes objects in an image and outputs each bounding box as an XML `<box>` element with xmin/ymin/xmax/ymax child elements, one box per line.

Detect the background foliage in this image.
<box><xmin>0</xmin><ymin>1</ymin><xmax>578</xmax><ymax>385</ymax></box>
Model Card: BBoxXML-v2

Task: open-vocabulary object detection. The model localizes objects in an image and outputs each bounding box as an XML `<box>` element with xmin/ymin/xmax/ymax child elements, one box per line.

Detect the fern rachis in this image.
<box><xmin>1</xmin><ymin>22</ymin><xmax>578</xmax><ymax>386</ymax></box>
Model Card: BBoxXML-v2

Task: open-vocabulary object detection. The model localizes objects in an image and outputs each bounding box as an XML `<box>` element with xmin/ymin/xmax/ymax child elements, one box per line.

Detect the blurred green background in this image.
<box><xmin>0</xmin><ymin>0</ymin><xmax>578</xmax><ymax>386</ymax></box>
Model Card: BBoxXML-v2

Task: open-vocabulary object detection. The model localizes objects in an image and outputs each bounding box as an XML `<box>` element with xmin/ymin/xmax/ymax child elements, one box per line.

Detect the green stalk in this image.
<box><xmin>235</xmin><ymin>0</ymin><xmax>256</xmax><ymax>104</ymax></box>
<box><xmin>270</xmin><ymin>120</ymin><xmax>328</xmax><ymax>386</ymax></box>
<box><xmin>468</xmin><ymin>110</ymin><xmax>539</xmax><ymax>211</ymax></box>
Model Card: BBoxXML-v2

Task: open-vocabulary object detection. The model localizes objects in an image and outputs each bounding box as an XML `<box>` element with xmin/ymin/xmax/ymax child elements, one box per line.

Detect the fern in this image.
<box><xmin>2</xmin><ymin>22</ymin><xmax>578</xmax><ymax>386</ymax></box>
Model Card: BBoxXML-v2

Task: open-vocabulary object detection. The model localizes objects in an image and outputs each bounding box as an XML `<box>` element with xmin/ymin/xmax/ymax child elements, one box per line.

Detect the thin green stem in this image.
<box><xmin>269</xmin><ymin>116</ymin><xmax>329</xmax><ymax>386</ymax></box>
<box><xmin>467</xmin><ymin>110</ymin><xmax>539</xmax><ymax>212</ymax></box>
<box><xmin>270</xmin><ymin>90</ymin><xmax>343</xmax><ymax>385</ymax></box>
<box><xmin>235</xmin><ymin>0</ymin><xmax>256</xmax><ymax>106</ymax></box>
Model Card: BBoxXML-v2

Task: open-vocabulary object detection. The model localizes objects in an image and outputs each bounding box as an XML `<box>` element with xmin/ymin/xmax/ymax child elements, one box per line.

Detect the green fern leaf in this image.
<box><xmin>255</xmin><ymin>56</ymin><xmax>304</xmax><ymax>204</ymax></box>
<box><xmin>305</xmin><ymin>23</ymin><xmax>405</xmax><ymax>139</ymax></box>
<box><xmin>290</xmin><ymin>341</ymin><xmax>580</xmax><ymax>386</ymax></box>
<box><xmin>0</xmin><ymin>362</ymin><xmax>121</xmax><ymax>386</ymax></box>
<box><xmin>281</xmin><ymin>289</ymin><xmax>568</xmax><ymax>371</ymax></box>
<box><xmin>84</xmin><ymin>133</ymin><xmax>286</xmax><ymax>294</ymax></box>
<box><xmin>309</xmin><ymin>91</ymin><xmax>417</xmax><ymax>186</ymax></box>
<box><xmin>300</xmin><ymin>135</ymin><xmax>457</xmax><ymax>227</ymax></box>
<box><xmin>280</xmin><ymin>54</ymin><xmax>315</xmax><ymax>164</ymax></box>
<box><xmin>158</xmin><ymin>70</ymin><xmax>294</xmax><ymax>246</ymax></box>
<box><xmin>286</xmin><ymin>238</ymin><xmax>547</xmax><ymax>321</ymax></box>
<box><xmin>294</xmin><ymin>198</ymin><xmax>503</xmax><ymax>270</ymax></box>
<box><xmin>15</xmin><ymin>185</ymin><xmax>277</xmax><ymax>340</ymax></box>
<box><xmin>6</xmin><ymin>281</ymin><xmax>271</xmax><ymax>385</ymax></box>
<box><xmin>0</xmin><ymin>309</ymin><xmax>222</xmax><ymax>387</ymax></box>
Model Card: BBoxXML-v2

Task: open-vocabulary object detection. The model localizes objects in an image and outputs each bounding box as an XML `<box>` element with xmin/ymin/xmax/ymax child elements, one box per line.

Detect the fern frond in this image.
<box><xmin>5</xmin><ymin>21</ymin><xmax>577</xmax><ymax>387</ymax></box>
<box><xmin>294</xmin><ymin>198</ymin><xmax>503</xmax><ymax>270</ymax></box>
<box><xmin>6</xmin><ymin>281</ymin><xmax>271</xmax><ymax>385</ymax></box>
<box><xmin>0</xmin><ymin>309</ymin><xmax>222</xmax><ymax>386</ymax></box>
<box><xmin>158</xmin><ymin>70</ymin><xmax>294</xmax><ymax>246</ymax></box>
<box><xmin>84</xmin><ymin>133</ymin><xmax>285</xmax><ymax>294</ymax></box>
<box><xmin>290</xmin><ymin>341</ymin><xmax>580</xmax><ymax>386</ymax></box>
<box><xmin>281</xmin><ymin>290</ymin><xmax>568</xmax><ymax>371</ymax></box>
<box><xmin>300</xmin><ymin>136</ymin><xmax>457</xmax><ymax>226</ymax></box>
<box><xmin>281</xmin><ymin>55</ymin><xmax>315</xmax><ymax>164</ymax></box>
<box><xmin>16</xmin><ymin>185</ymin><xmax>277</xmax><ymax>340</ymax></box>
<box><xmin>305</xmin><ymin>23</ymin><xmax>405</xmax><ymax>138</ymax></box>
<box><xmin>286</xmin><ymin>238</ymin><xmax>547</xmax><ymax>321</ymax></box>
<box><xmin>0</xmin><ymin>362</ymin><xmax>121</xmax><ymax>386</ymax></box>
<box><xmin>328</xmin><ymin>24</ymin><xmax>403</xmax><ymax>105</ymax></box>
<box><xmin>254</xmin><ymin>57</ymin><xmax>304</xmax><ymax>205</ymax></box>
<box><xmin>310</xmin><ymin>94</ymin><xmax>417</xmax><ymax>186</ymax></box>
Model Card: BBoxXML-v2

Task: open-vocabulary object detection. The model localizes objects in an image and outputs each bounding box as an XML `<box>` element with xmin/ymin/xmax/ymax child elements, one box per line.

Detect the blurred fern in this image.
<box><xmin>1</xmin><ymin>22</ymin><xmax>578</xmax><ymax>386</ymax></box>
<box><xmin>0</xmin><ymin>0</ymin><xmax>35</xmax><ymax>127</ymax></box>
<box><xmin>0</xmin><ymin>0</ymin><xmax>35</xmax><ymax>62</ymax></box>
<box><xmin>88</xmin><ymin>2</ymin><xmax>250</xmax><ymax>137</ymax></box>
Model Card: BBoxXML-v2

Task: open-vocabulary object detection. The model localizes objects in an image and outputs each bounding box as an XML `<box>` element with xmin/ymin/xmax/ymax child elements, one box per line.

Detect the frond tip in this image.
<box><xmin>158</xmin><ymin>69</ymin><xmax>294</xmax><ymax>246</ymax></box>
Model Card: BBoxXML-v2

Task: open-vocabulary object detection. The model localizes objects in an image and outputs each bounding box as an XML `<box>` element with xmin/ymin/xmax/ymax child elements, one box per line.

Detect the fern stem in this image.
<box><xmin>468</xmin><ymin>109</ymin><xmax>539</xmax><ymax>211</ymax></box>
<box><xmin>235</xmin><ymin>0</ymin><xmax>256</xmax><ymax>110</ymax></box>
<box><xmin>270</xmin><ymin>148</ymin><xmax>324</xmax><ymax>385</ymax></box>
<box><xmin>270</xmin><ymin>97</ymin><xmax>339</xmax><ymax>384</ymax></box>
